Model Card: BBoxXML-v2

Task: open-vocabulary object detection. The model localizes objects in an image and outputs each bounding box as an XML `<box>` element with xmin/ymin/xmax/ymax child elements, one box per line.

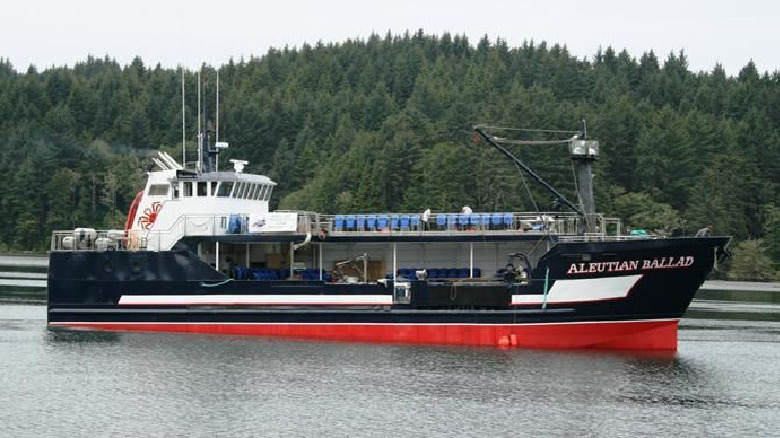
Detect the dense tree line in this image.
<box><xmin>0</xmin><ymin>32</ymin><xmax>778</xmax><ymax>276</ymax></box>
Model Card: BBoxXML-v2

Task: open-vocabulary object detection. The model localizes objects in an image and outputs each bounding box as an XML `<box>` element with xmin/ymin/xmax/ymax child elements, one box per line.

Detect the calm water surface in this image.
<box><xmin>1</xmin><ymin>301</ymin><xmax>778</xmax><ymax>438</ymax></box>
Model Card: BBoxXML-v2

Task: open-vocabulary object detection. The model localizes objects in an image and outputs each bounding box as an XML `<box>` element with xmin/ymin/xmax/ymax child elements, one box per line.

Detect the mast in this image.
<box><xmin>181</xmin><ymin>68</ymin><xmax>186</xmax><ymax>167</ymax></box>
<box><xmin>197</xmin><ymin>70</ymin><xmax>202</xmax><ymax>172</ymax></box>
<box><xmin>202</xmin><ymin>74</ymin><xmax>211</xmax><ymax>173</ymax></box>
<box><xmin>569</xmin><ymin>119</ymin><xmax>600</xmax><ymax>233</ymax></box>
<box><xmin>216</xmin><ymin>70</ymin><xmax>220</xmax><ymax>172</ymax></box>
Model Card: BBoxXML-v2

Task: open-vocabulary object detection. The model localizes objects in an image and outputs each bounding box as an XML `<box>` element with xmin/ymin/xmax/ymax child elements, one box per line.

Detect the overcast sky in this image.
<box><xmin>3</xmin><ymin>0</ymin><xmax>777</xmax><ymax>76</ymax></box>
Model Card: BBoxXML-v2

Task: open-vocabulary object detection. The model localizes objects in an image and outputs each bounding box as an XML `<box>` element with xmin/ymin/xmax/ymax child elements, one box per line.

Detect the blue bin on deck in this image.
<box><xmin>503</xmin><ymin>213</ymin><xmax>514</xmax><ymax>227</ymax></box>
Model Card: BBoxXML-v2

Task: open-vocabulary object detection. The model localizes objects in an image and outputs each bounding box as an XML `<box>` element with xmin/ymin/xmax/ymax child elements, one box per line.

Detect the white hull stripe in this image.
<box><xmin>118</xmin><ymin>294</ymin><xmax>393</xmax><ymax>306</ymax></box>
<box><xmin>50</xmin><ymin>318</ymin><xmax>679</xmax><ymax>327</ymax></box>
<box><xmin>512</xmin><ymin>274</ymin><xmax>643</xmax><ymax>305</ymax></box>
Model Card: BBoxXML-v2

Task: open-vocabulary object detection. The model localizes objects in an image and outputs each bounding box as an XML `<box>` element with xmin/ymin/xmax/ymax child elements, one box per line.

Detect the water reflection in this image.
<box><xmin>45</xmin><ymin>328</ymin><xmax>121</xmax><ymax>344</ymax></box>
<box><xmin>2</xmin><ymin>303</ymin><xmax>779</xmax><ymax>438</ymax></box>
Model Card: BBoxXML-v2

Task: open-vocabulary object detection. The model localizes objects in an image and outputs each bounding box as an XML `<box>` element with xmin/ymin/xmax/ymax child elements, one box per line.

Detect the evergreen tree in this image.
<box><xmin>0</xmin><ymin>31</ymin><xmax>775</xmax><ymax>267</ymax></box>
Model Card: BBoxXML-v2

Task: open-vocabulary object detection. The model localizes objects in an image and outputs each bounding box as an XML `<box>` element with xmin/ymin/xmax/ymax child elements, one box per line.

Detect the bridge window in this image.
<box><xmin>264</xmin><ymin>186</ymin><xmax>273</xmax><ymax>201</ymax></box>
<box><xmin>216</xmin><ymin>182</ymin><xmax>233</xmax><ymax>197</ymax></box>
<box><xmin>210</xmin><ymin>182</ymin><xmax>218</xmax><ymax>196</ymax></box>
<box><xmin>197</xmin><ymin>182</ymin><xmax>208</xmax><ymax>197</ymax></box>
<box><xmin>183</xmin><ymin>182</ymin><xmax>193</xmax><ymax>197</ymax></box>
<box><xmin>148</xmin><ymin>184</ymin><xmax>169</xmax><ymax>197</ymax></box>
<box><xmin>257</xmin><ymin>185</ymin><xmax>266</xmax><ymax>200</ymax></box>
<box><xmin>172</xmin><ymin>183</ymin><xmax>180</xmax><ymax>199</ymax></box>
<box><xmin>251</xmin><ymin>184</ymin><xmax>260</xmax><ymax>200</ymax></box>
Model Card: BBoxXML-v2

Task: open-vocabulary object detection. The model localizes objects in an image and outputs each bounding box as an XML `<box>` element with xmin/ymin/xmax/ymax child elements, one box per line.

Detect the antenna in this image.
<box><xmin>203</xmin><ymin>73</ymin><xmax>211</xmax><ymax>173</ymax></box>
<box><xmin>197</xmin><ymin>69</ymin><xmax>202</xmax><ymax>172</ymax></box>
<box><xmin>181</xmin><ymin>68</ymin><xmax>186</xmax><ymax>167</ymax></box>
<box><xmin>216</xmin><ymin>69</ymin><xmax>220</xmax><ymax>172</ymax></box>
<box><xmin>216</xmin><ymin>70</ymin><xmax>219</xmax><ymax>143</ymax></box>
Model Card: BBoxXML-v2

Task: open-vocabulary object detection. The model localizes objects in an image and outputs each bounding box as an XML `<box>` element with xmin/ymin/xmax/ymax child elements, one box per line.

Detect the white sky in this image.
<box><xmin>3</xmin><ymin>0</ymin><xmax>777</xmax><ymax>76</ymax></box>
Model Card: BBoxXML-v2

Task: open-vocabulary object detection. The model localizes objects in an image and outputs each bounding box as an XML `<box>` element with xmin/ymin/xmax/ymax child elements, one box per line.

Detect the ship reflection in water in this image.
<box><xmin>1</xmin><ymin>299</ymin><xmax>778</xmax><ymax>438</ymax></box>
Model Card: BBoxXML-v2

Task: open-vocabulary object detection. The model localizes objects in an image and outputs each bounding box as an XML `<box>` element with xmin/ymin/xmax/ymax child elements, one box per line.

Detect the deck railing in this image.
<box><xmin>50</xmin><ymin>211</ymin><xmax>624</xmax><ymax>252</ymax></box>
<box><xmin>320</xmin><ymin>211</ymin><xmax>619</xmax><ymax>238</ymax></box>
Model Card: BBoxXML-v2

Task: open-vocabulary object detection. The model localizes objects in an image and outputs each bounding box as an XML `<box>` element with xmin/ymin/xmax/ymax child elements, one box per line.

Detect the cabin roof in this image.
<box><xmin>147</xmin><ymin>170</ymin><xmax>275</xmax><ymax>185</ymax></box>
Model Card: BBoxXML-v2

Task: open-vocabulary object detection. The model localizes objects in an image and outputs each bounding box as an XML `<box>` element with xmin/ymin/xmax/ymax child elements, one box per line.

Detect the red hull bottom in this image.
<box><xmin>51</xmin><ymin>319</ymin><xmax>679</xmax><ymax>350</ymax></box>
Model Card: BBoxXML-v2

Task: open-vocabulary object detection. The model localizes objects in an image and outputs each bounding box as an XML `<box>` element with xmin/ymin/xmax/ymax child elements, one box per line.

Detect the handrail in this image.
<box><xmin>50</xmin><ymin>210</ymin><xmax>624</xmax><ymax>252</ymax></box>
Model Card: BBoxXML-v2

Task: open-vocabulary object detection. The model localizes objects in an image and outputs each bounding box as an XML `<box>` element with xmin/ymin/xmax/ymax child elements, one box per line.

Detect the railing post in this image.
<box><xmin>469</xmin><ymin>242</ymin><xmax>474</xmax><ymax>279</ymax></box>
<box><xmin>289</xmin><ymin>242</ymin><xmax>294</xmax><ymax>279</ymax></box>
<box><xmin>392</xmin><ymin>243</ymin><xmax>397</xmax><ymax>282</ymax></box>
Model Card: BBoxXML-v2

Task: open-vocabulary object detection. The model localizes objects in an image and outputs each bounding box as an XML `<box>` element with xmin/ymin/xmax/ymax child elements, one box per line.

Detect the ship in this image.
<box><xmin>46</xmin><ymin>82</ymin><xmax>730</xmax><ymax>350</ymax></box>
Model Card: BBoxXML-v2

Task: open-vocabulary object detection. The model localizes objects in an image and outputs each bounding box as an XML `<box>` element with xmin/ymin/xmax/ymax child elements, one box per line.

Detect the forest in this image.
<box><xmin>0</xmin><ymin>31</ymin><xmax>777</xmax><ymax>278</ymax></box>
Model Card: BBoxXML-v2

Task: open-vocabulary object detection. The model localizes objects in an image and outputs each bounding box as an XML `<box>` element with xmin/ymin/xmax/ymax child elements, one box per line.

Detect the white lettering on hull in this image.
<box><xmin>567</xmin><ymin>256</ymin><xmax>694</xmax><ymax>276</ymax></box>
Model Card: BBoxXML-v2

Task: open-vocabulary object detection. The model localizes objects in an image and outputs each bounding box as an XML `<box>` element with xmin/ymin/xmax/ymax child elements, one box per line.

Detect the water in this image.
<box><xmin>1</xmin><ymin>301</ymin><xmax>779</xmax><ymax>438</ymax></box>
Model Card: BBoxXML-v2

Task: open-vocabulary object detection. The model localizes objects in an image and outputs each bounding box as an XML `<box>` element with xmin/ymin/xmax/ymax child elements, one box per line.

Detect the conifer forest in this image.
<box><xmin>0</xmin><ymin>32</ymin><xmax>777</xmax><ymax>277</ymax></box>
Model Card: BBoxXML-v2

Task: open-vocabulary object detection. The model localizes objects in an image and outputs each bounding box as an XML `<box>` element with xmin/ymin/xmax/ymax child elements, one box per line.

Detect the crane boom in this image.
<box><xmin>473</xmin><ymin>126</ymin><xmax>584</xmax><ymax>217</ymax></box>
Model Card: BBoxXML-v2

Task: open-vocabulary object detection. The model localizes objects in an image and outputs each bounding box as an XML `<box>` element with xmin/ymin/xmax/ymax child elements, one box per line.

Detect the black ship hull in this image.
<box><xmin>47</xmin><ymin>237</ymin><xmax>729</xmax><ymax>350</ymax></box>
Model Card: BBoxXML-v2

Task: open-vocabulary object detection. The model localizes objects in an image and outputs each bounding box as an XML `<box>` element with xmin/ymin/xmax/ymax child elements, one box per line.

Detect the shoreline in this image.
<box><xmin>701</xmin><ymin>280</ymin><xmax>780</xmax><ymax>293</ymax></box>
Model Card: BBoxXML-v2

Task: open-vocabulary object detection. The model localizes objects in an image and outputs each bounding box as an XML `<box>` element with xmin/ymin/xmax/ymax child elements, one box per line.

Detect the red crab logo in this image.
<box><xmin>138</xmin><ymin>202</ymin><xmax>162</xmax><ymax>230</ymax></box>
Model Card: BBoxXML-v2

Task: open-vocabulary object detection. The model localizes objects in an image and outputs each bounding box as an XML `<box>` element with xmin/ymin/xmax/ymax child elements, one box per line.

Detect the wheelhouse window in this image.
<box><xmin>197</xmin><ymin>182</ymin><xmax>208</xmax><ymax>197</ymax></box>
<box><xmin>148</xmin><ymin>184</ymin><xmax>169</xmax><ymax>197</ymax></box>
<box><xmin>258</xmin><ymin>185</ymin><xmax>267</xmax><ymax>200</ymax></box>
<box><xmin>250</xmin><ymin>184</ymin><xmax>260</xmax><ymax>200</ymax></box>
<box><xmin>245</xmin><ymin>184</ymin><xmax>256</xmax><ymax>199</ymax></box>
<box><xmin>183</xmin><ymin>182</ymin><xmax>193</xmax><ymax>197</ymax></box>
<box><xmin>210</xmin><ymin>182</ymin><xmax>218</xmax><ymax>196</ymax></box>
<box><xmin>216</xmin><ymin>182</ymin><xmax>233</xmax><ymax>197</ymax></box>
<box><xmin>264</xmin><ymin>186</ymin><xmax>273</xmax><ymax>201</ymax></box>
<box><xmin>172</xmin><ymin>183</ymin><xmax>180</xmax><ymax>199</ymax></box>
